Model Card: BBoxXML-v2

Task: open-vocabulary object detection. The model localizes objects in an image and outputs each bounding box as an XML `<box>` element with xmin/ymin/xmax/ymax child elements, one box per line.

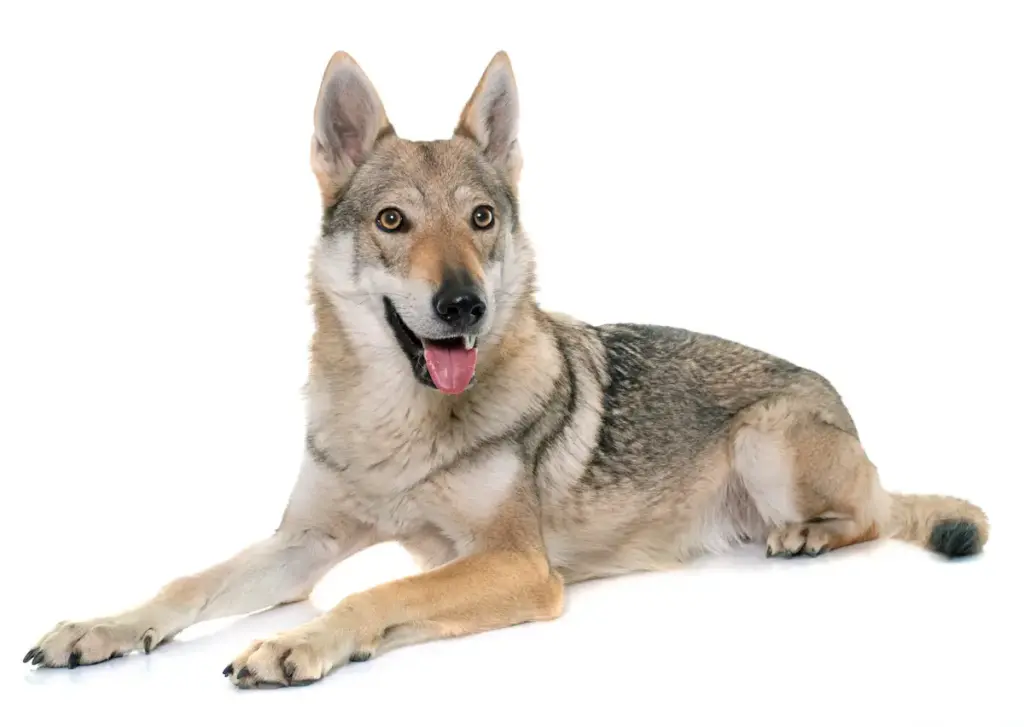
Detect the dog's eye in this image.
<box><xmin>471</xmin><ymin>205</ymin><xmax>495</xmax><ymax>230</ymax></box>
<box><xmin>376</xmin><ymin>208</ymin><xmax>405</xmax><ymax>233</ymax></box>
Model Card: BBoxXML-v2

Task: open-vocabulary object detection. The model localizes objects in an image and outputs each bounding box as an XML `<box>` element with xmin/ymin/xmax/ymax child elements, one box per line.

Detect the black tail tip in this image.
<box><xmin>929</xmin><ymin>519</ymin><xmax>983</xmax><ymax>558</ymax></box>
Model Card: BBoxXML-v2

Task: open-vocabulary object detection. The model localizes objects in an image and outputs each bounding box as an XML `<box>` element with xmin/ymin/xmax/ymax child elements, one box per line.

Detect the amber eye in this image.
<box><xmin>471</xmin><ymin>205</ymin><xmax>495</xmax><ymax>230</ymax></box>
<box><xmin>376</xmin><ymin>208</ymin><xmax>405</xmax><ymax>232</ymax></box>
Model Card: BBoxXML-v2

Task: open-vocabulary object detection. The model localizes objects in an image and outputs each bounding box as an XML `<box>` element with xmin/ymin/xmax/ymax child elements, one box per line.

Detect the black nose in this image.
<box><xmin>433</xmin><ymin>284</ymin><xmax>486</xmax><ymax>329</ymax></box>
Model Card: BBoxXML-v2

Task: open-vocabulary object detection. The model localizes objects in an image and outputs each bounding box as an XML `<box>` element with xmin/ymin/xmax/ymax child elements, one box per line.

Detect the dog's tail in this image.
<box><xmin>885</xmin><ymin>492</ymin><xmax>989</xmax><ymax>558</ymax></box>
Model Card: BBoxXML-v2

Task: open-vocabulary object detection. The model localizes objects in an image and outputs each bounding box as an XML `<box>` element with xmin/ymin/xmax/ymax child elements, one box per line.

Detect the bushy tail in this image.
<box><xmin>887</xmin><ymin>493</ymin><xmax>990</xmax><ymax>558</ymax></box>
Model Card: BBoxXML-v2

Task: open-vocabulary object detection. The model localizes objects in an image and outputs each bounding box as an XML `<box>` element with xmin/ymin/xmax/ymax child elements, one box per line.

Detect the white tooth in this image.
<box><xmin>464</xmin><ymin>335</ymin><xmax>476</xmax><ymax>349</ymax></box>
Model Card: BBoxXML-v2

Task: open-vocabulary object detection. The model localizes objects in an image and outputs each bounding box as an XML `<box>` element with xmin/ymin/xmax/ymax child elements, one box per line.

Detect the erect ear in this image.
<box><xmin>455</xmin><ymin>51</ymin><xmax>521</xmax><ymax>186</ymax></box>
<box><xmin>311</xmin><ymin>52</ymin><xmax>393</xmax><ymax>207</ymax></box>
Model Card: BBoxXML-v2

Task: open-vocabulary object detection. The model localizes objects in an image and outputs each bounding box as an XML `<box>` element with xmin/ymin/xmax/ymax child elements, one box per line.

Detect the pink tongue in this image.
<box><xmin>424</xmin><ymin>344</ymin><xmax>478</xmax><ymax>395</ymax></box>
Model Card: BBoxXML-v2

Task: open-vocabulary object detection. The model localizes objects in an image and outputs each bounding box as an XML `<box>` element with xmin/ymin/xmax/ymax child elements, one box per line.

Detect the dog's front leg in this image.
<box><xmin>225</xmin><ymin>495</ymin><xmax>564</xmax><ymax>688</ymax></box>
<box><xmin>25</xmin><ymin>517</ymin><xmax>373</xmax><ymax>669</ymax></box>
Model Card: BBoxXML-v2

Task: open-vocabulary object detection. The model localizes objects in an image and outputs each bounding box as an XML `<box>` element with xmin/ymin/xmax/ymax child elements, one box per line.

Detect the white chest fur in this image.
<box><xmin>289</xmin><ymin>422</ymin><xmax>523</xmax><ymax>555</ymax></box>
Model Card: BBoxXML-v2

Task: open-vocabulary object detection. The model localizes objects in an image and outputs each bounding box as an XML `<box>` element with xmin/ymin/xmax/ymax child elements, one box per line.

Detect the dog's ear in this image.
<box><xmin>311</xmin><ymin>52</ymin><xmax>393</xmax><ymax>207</ymax></box>
<box><xmin>455</xmin><ymin>51</ymin><xmax>521</xmax><ymax>186</ymax></box>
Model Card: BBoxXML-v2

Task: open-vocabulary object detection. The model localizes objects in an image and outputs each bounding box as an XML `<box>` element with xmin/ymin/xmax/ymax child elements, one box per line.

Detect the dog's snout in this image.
<box><xmin>433</xmin><ymin>282</ymin><xmax>486</xmax><ymax>329</ymax></box>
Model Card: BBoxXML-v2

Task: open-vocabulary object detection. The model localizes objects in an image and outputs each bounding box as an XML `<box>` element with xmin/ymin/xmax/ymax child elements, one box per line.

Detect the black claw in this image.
<box><xmin>350</xmin><ymin>651</ymin><xmax>372</xmax><ymax>663</ymax></box>
<box><xmin>223</xmin><ymin>664</ymin><xmax>234</xmax><ymax>677</ymax></box>
<box><xmin>236</xmin><ymin>666</ymin><xmax>252</xmax><ymax>680</ymax></box>
<box><xmin>68</xmin><ymin>651</ymin><xmax>81</xmax><ymax>669</ymax></box>
<box><xmin>766</xmin><ymin>546</ymin><xmax>774</xmax><ymax>557</ymax></box>
<box><xmin>23</xmin><ymin>648</ymin><xmax>39</xmax><ymax>664</ymax></box>
<box><xmin>281</xmin><ymin>661</ymin><xmax>295</xmax><ymax>682</ymax></box>
<box><xmin>32</xmin><ymin>651</ymin><xmax>45</xmax><ymax>666</ymax></box>
<box><xmin>290</xmin><ymin>678</ymin><xmax>317</xmax><ymax>687</ymax></box>
<box><xmin>805</xmin><ymin>548</ymin><xmax>821</xmax><ymax>557</ymax></box>
<box><xmin>143</xmin><ymin>634</ymin><xmax>153</xmax><ymax>654</ymax></box>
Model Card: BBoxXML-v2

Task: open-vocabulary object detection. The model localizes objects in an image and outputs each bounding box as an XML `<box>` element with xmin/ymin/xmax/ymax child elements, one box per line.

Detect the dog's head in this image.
<box><xmin>310</xmin><ymin>51</ymin><xmax>531</xmax><ymax>396</ymax></box>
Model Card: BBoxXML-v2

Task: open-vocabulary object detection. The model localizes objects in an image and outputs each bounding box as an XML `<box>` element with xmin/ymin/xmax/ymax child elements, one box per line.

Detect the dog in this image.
<box><xmin>24</xmin><ymin>51</ymin><xmax>989</xmax><ymax>687</ymax></box>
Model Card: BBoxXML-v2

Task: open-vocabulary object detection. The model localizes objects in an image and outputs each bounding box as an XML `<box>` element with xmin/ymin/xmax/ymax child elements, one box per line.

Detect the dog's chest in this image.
<box><xmin>307</xmin><ymin>427</ymin><xmax>523</xmax><ymax>547</ymax></box>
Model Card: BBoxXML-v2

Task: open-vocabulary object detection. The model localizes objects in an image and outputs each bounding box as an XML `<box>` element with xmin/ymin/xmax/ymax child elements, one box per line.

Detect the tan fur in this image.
<box><xmin>454</xmin><ymin>62</ymin><xmax>493</xmax><ymax>145</ymax></box>
<box><xmin>310</xmin><ymin>52</ymin><xmax>393</xmax><ymax>207</ymax></box>
<box><xmin>454</xmin><ymin>51</ymin><xmax>523</xmax><ymax>187</ymax></box>
<box><xmin>454</xmin><ymin>52</ymin><xmax>508</xmax><ymax>146</ymax></box>
<box><xmin>408</xmin><ymin>230</ymin><xmax>484</xmax><ymax>286</ymax></box>
<box><xmin>731</xmin><ymin>395</ymin><xmax>986</xmax><ymax>557</ymax></box>
<box><xmin>224</xmin><ymin>494</ymin><xmax>564</xmax><ymax>684</ymax></box>
<box><xmin>887</xmin><ymin>493</ymin><xmax>989</xmax><ymax>547</ymax></box>
<box><xmin>24</xmin><ymin>51</ymin><xmax>990</xmax><ymax>685</ymax></box>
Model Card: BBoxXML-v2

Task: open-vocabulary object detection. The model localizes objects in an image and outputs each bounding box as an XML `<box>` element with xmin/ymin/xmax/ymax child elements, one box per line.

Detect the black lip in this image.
<box><xmin>383</xmin><ymin>297</ymin><xmax>435</xmax><ymax>389</ymax></box>
<box><xmin>382</xmin><ymin>297</ymin><xmax>478</xmax><ymax>392</ymax></box>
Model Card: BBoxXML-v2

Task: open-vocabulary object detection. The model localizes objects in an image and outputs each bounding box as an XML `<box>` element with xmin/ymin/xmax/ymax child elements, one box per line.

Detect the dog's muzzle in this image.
<box><xmin>383</xmin><ymin>297</ymin><xmax>480</xmax><ymax>395</ymax></box>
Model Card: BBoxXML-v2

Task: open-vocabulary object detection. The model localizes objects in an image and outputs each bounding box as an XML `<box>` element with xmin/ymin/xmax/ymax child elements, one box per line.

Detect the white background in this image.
<box><xmin>2</xmin><ymin>2</ymin><xmax>1022</xmax><ymax>725</ymax></box>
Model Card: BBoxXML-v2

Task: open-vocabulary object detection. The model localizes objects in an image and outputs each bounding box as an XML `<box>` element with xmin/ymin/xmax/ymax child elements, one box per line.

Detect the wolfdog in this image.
<box><xmin>24</xmin><ymin>51</ymin><xmax>988</xmax><ymax>687</ymax></box>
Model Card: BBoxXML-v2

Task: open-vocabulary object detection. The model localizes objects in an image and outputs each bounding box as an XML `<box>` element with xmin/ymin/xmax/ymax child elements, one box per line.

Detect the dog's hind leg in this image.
<box><xmin>730</xmin><ymin>396</ymin><xmax>887</xmax><ymax>558</ymax></box>
<box><xmin>24</xmin><ymin>523</ymin><xmax>363</xmax><ymax>669</ymax></box>
<box><xmin>730</xmin><ymin>394</ymin><xmax>989</xmax><ymax>560</ymax></box>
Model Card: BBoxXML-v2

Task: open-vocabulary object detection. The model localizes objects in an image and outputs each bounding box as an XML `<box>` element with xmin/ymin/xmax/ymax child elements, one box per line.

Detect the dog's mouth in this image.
<box><xmin>383</xmin><ymin>297</ymin><xmax>478</xmax><ymax>395</ymax></box>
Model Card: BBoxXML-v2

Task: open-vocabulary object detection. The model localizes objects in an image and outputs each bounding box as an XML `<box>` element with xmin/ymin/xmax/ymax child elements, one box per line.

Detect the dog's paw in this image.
<box><xmin>24</xmin><ymin>617</ymin><xmax>163</xmax><ymax>668</ymax></box>
<box><xmin>224</xmin><ymin>622</ymin><xmax>372</xmax><ymax>689</ymax></box>
<box><xmin>766</xmin><ymin>523</ymin><xmax>831</xmax><ymax>558</ymax></box>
